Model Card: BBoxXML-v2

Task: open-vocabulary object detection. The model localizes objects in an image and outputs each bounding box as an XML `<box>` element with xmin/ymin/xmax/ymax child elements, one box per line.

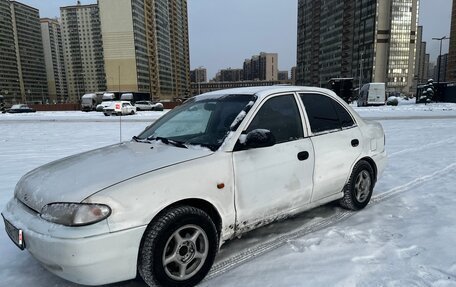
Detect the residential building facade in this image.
<box><xmin>0</xmin><ymin>0</ymin><xmax>20</xmax><ymax>104</ymax></box>
<box><xmin>9</xmin><ymin>0</ymin><xmax>48</xmax><ymax>103</ymax></box>
<box><xmin>414</xmin><ymin>26</ymin><xmax>427</xmax><ymax>86</ymax></box>
<box><xmin>278</xmin><ymin>70</ymin><xmax>289</xmax><ymax>81</ymax></box>
<box><xmin>60</xmin><ymin>3</ymin><xmax>106</xmax><ymax>102</ymax></box>
<box><xmin>243</xmin><ymin>52</ymin><xmax>278</xmax><ymax>81</ymax></box>
<box><xmin>220</xmin><ymin>68</ymin><xmax>243</xmax><ymax>82</ymax></box>
<box><xmin>448</xmin><ymin>0</ymin><xmax>456</xmax><ymax>81</ymax></box>
<box><xmin>98</xmin><ymin>0</ymin><xmax>190</xmax><ymax>101</ymax></box>
<box><xmin>41</xmin><ymin>18</ymin><xmax>67</xmax><ymax>103</ymax></box>
<box><xmin>434</xmin><ymin>53</ymin><xmax>448</xmax><ymax>82</ymax></box>
<box><xmin>190</xmin><ymin>67</ymin><xmax>207</xmax><ymax>83</ymax></box>
<box><xmin>291</xmin><ymin>66</ymin><xmax>297</xmax><ymax>85</ymax></box>
<box><xmin>297</xmin><ymin>0</ymin><xmax>419</xmax><ymax>95</ymax></box>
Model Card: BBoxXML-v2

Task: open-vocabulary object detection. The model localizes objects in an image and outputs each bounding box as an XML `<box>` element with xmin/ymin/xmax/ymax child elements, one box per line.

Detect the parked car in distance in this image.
<box><xmin>135</xmin><ymin>101</ymin><xmax>164</xmax><ymax>111</ymax></box>
<box><xmin>103</xmin><ymin>101</ymin><xmax>136</xmax><ymax>116</ymax></box>
<box><xmin>7</xmin><ymin>104</ymin><xmax>36</xmax><ymax>113</ymax></box>
<box><xmin>96</xmin><ymin>92</ymin><xmax>118</xmax><ymax>112</ymax></box>
<box><xmin>2</xmin><ymin>86</ymin><xmax>386</xmax><ymax>287</ymax></box>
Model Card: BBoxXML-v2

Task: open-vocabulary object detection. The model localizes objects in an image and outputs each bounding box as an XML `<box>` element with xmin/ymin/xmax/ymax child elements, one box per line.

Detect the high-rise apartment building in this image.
<box><xmin>9</xmin><ymin>1</ymin><xmax>48</xmax><ymax>103</ymax></box>
<box><xmin>435</xmin><ymin>53</ymin><xmax>448</xmax><ymax>82</ymax></box>
<box><xmin>0</xmin><ymin>0</ymin><xmax>20</xmax><ymax>104</ymax></box>
<box><xmin>447</xmin><ymin>0</ymin><xmax>456</xmax><ymax>81</ymax></box>
<box><xmin>424</xmin><ymin>54</ymin><xmax>430</xmax><ymax>81</ymax></box>
<box><xmin>291</xmin><ymin>66</ymin><xmax>297</xmax><ymax>85</ymax></box>
<box><xmin>61</xmin><ymin>3</ymin><xmax>106</xmax><ymax>102</ymax></box>
<box><xmin>278</xmin><ymin>71</ymin><xmax>289</xmax><ymax>81</ymax></box>
<box><xmin>220</xmin><ymin>68</ymin><xmax>243</xmax><ymax>82</ymax></box>
<box><xmin>190</xmin><ymin>67</ymin><xmax>207</xmax><ymax>83</ymax></box>
<box><xmin>41</xmin><ymin>18</ymin><xmax>67</xmax><ymax>103</ymax></box>
<box><xmin>98</xmin><ymin>0</ymin><xmax>190</xmax><ymax>101</ymax></box>
<box><xmin>297</xmin><ymin>0</ymin><xmax>419</xmax><ymax>95</ymax></box>
<box><xmin>243</xmin><ymin>52</ymin><xmax>278</xmax><ymax>81</ymax></box>
<box><xmin>414</xmin><ymin>26</ymin><xmax>427</xmax><ymax>86</ymax></box>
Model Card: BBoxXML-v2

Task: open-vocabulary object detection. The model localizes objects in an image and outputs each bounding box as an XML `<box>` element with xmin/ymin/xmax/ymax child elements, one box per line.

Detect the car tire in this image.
<box><xmin>340</xmin><ymin>160</ymin><xmax>375</xmax><ymax>211</ymax></box>
<box><xmin>138</xmin><ymin>206</ymin><xmax>218</xmax><ymax>287</ymax></box>
<box><xmin>130</xmin><ymin>110</ymin><xmax>135</xmax><ymax>115</ymax></box>
<box><xmin>103</xmin><ymin>113</ymin><xmax>109</xmax><ymax>116</ymax></box>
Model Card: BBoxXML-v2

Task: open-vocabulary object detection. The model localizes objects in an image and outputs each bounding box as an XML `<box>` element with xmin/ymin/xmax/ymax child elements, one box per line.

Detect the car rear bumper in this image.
<box><xmin>372</xmin><ymin>150</ymin><xmax>387</xmax><ymax>180</ymax></box>
<box><xmin>2</xmin><ymin>198</ymin><xmax>147</xmax><ymax>286</ymax></box>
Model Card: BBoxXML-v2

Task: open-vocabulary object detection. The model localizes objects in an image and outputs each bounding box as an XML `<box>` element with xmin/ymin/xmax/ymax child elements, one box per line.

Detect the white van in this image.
<box><xmin>81</xmin><ymin>94</ymin><xmax>97</xmax><ymax>111</ymax></box>
<box><xmin>358</xmin><ymin>83</ymin><xmax>386</xmax><ymax>106</ymax></box>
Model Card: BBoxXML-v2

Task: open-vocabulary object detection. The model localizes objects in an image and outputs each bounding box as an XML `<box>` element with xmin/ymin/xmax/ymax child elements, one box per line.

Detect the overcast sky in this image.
<box><xmin>20</xmin><ymin>0</ymin><xmax>453</xmax><ymax>78</ymax></box>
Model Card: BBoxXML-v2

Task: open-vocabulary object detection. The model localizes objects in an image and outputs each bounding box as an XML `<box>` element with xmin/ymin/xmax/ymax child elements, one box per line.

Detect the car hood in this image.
<box><xmin>14</xmin><ymin>141</ymin><xmax>213</xmax><ymax>212</ymax></box>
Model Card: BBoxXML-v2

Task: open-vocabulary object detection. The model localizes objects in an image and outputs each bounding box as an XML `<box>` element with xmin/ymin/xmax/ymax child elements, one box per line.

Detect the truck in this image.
<box><xmin>120</xmin><ymin>92</ymin><xmax>151</xmax><ymax>105</ymax></box>
<box><xmin>357</xmin><ymin>83</ymin><xmax>386</xmax><ymax>107</ymax></box>
<box><xmin>81</xmin><ymin>93</ymin><xmax>104</xmax><ymax>112</ymax></box>
<box><xmin>327</xmin><ymin>78</ymin><xmax>354</xmax><ymax>103</ymax></box>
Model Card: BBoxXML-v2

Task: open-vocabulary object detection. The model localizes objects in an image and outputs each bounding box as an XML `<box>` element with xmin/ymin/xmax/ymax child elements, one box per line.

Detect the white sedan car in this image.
<box><xmin>2</xmin><ymin>86</ymin><xmax>386</xmax><ymax>287</ymax></box>
<box><xmin>135</xmin><ymin>101</ymin><xmax>164</xmax><ymax>111</ymax></box>
<box><xmin>103</xmin><ymin>101</ymin><xmax>136</xmax><ymax>116</ymax></box>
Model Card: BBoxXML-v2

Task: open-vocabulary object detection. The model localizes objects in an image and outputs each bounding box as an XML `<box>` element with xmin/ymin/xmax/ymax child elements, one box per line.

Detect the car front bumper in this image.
<box><xmin>2</xmin><ymin>198</ymin><xmax>147</xmax><ymax>286</ymax></box>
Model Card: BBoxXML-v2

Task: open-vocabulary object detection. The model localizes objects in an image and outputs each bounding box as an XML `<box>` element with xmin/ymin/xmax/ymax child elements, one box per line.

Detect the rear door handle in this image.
<box><xmin>351</xmin><ymin>139</ymin><xmax>359</xmax><ymax>147</ymax></box>
<box><xmin>297</xmin><ymin>151</ymin><xmax>309</xmax><ymax>161</ymax></box>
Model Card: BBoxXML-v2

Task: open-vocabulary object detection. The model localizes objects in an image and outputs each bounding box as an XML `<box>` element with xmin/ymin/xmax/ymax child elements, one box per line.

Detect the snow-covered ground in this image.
<box><xmin>1</xmin><ymin>103</ymin><xmax>456</xmax><ymax>287</ymax></box>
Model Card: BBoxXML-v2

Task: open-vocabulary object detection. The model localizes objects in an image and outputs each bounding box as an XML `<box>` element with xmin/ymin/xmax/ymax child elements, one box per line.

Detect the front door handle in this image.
<box><xmin>351</xmin><ymin>139</ymin><xmax>359</xmax><ymax>147</ymax></box>
<box><xmin>297</xmin><ymin>151</ymin><xmax>309</xmax><ymax>161</ymax></box>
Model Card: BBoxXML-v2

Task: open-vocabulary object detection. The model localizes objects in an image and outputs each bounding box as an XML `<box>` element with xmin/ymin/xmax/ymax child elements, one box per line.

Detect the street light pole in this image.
<box><xmin>432</xmin><ymin>36</ymin><xmax>449</xmax><ymax>84</ymax></box>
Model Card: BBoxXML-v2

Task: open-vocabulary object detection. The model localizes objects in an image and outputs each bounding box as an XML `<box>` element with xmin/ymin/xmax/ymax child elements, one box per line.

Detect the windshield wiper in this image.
<box><xmin>147</xmin><ymin>136</ymin><xmax>188</xmax><ymax>149</ymax></box>
<box><xmin>132</xmin><ymin>136</ymin><xmax>153</xmax><ymax>144</ymax></box>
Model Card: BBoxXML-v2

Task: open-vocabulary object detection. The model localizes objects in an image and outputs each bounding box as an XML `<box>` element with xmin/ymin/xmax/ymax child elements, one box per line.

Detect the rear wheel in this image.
<box><xmin>103</xmin><ymin>113</ymin><xmax>109</xmax><ymax>116</ymax></box>
<box><xmin>138</xmin><ymin>206</ymin><xmax>218</xmax><ymax>287</ymax></box>
<box><xmin>340</xmin><ymin>160</ymin><xmax>375</xmax><ymax>210</ymax></box>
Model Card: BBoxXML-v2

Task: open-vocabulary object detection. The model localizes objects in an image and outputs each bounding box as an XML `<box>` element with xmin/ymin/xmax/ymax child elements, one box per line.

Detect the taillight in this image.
<box><xmin>116</xmin><ymin>104</ymin><xmax>121</xmax><ymax>109</ymax></box>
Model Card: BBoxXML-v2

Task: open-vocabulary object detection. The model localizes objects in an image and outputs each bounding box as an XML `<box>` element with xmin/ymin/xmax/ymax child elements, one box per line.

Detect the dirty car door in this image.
<box><xmin>232</xmin><ymin>93</ymin><xmax>315</xmax><ymax>231</ymax></box>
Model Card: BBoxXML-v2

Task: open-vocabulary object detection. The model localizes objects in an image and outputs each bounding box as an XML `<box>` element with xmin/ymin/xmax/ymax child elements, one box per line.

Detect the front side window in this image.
<box><xmin>246</xmin><ymin>95</ymin><xmax>303</xmax><ymax>144</ymax></box>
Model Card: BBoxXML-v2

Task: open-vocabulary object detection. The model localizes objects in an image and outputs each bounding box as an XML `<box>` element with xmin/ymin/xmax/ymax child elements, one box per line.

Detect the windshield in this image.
<box><xmin>137</xmin><ymin>94</ymin><xmax>255</xmax><ymax>151</ymax></box>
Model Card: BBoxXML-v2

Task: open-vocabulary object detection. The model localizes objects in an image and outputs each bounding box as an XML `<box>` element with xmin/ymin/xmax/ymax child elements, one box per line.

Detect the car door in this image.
<box><xmin>299</xmin><ymin>93</ymin><xmax>362</xmax><ymax>202</ymax></box>
<box><xmin>232</xmin><ymin>93</ymin><xmax>315</xmax><ymax>231</ymax></box>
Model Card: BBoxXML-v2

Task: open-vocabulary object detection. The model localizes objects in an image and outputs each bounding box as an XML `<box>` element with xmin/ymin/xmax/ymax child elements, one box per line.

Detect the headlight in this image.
<box><xmin>40</xmin><ymin>203</ymin><xmax>111</xmax><ymax>226</ymax></box>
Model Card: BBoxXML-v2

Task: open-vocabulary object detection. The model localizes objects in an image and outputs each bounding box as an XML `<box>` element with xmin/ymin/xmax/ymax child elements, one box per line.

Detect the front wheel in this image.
<box><xmin>138</xmin><ymin>206</ymin><xmax>218</xmax><ymax>287</ymax></box>
<box><xmin>340</xmin><ymin>160</ymin><xmax>375</xmax><ymax>210</ymax></box>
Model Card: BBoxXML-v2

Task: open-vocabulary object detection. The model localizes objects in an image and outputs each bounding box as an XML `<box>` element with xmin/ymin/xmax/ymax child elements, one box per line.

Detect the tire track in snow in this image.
<box><xmin>204</xmin><ymin>163</ymin><xmax>456</xmax><ymax>282</ymax></box>
<box><xmin>388</xmin><ymin>136</ymin><xmax>456</xmax><ymax>158</ymax></box>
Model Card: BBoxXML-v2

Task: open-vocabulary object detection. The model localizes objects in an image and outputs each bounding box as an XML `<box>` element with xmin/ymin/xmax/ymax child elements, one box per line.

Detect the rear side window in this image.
<box><xmin>333</xmin><ymin>101</ymin><xmax>355</xmax><ymax>128</ymax></box>
<box><xmin>300</xmin><ymin>93</ymin><xmax>355</xmax><ymax>134</ymax></box>
<box><xmin>246</xmin><ymin>95</ymin><xmax>303</xmax><ymax>144</ymax></box>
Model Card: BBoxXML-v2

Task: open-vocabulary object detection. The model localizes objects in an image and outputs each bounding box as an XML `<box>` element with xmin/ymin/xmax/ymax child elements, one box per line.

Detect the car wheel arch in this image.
<box><xmin>143</xmin><ymin>198</ymin><xmax>222</xmax><ymax>241</ymax></box>
<box><xmin>359</xmin><ymin>156</ymin><xmax>377</xmax><ymax>183</ymax></box>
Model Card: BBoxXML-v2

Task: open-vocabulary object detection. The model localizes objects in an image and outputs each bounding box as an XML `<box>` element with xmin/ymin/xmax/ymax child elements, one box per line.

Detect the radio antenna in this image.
<box><xmin>119</xmin><ymin>112</ymin><xmax>122</xmax><ymax>143</ymax></box>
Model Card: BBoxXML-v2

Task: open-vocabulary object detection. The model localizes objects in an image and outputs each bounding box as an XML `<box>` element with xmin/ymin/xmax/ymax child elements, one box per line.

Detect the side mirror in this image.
<box><xmin>243</xmin><ymin>129</ymin><xmax>276</xmax><ymax>149</ymax></box>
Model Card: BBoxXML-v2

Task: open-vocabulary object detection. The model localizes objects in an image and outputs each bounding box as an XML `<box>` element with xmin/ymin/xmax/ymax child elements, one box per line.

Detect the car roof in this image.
<box><xmin>195</xmin><ymin>86</ymin><xmax>335</xmax><ymax>101</ymax></box>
